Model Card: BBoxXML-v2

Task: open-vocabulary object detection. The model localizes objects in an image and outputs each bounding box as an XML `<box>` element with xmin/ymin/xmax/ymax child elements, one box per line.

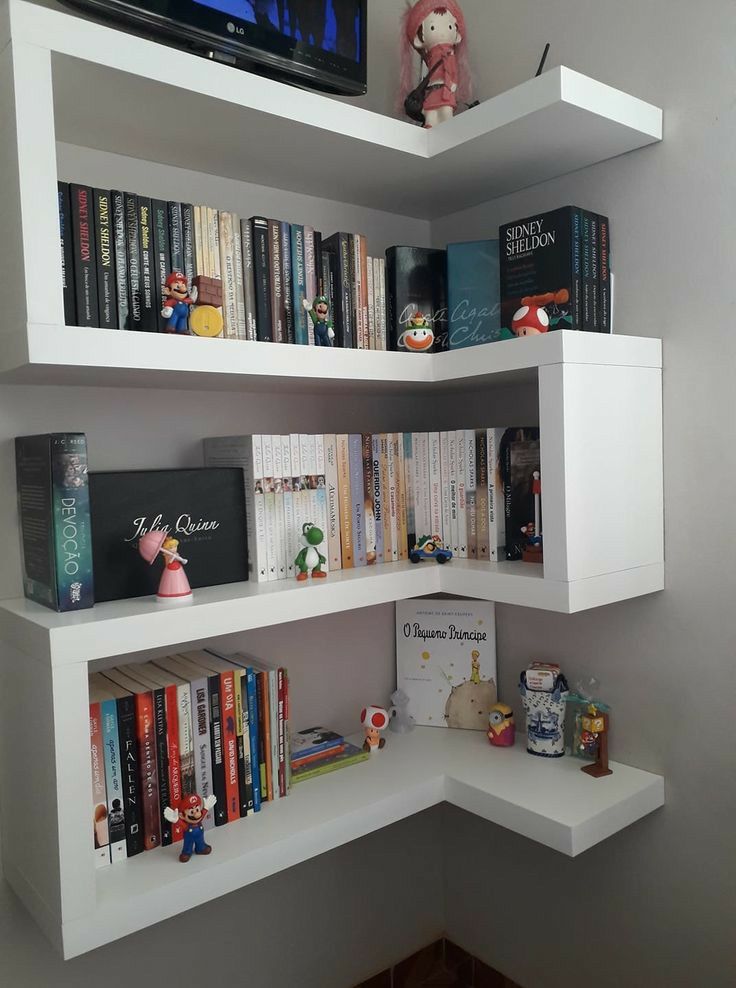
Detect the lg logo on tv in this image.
<box><xmin>226</xmin><ymin>21</ymin><xmax>245</xmax><ymax>35</ymax></box>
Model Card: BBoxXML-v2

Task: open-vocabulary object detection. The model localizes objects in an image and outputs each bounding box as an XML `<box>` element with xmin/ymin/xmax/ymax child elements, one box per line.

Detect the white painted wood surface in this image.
<box><xmin>5</xmin><ymin>0</ymin><xmax>661</xmax><ymax>218</ymax></box>
<box><xmin>3</xmin><ymin>726</ymin><xmax>662</xmax><ymax>958</ymax></box>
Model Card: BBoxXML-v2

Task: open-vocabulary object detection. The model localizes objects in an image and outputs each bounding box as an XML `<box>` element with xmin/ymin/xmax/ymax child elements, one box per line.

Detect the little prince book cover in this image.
<box><xmin>395</xmin><ymin>600</ymin><xmax>497</xmax><ymax>729</ymax></box>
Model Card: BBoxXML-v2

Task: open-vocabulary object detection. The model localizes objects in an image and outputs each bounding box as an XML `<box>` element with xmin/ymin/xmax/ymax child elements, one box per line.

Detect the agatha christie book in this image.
<box><xmin>495</xmin><ymin>427</ymin><xmax>541</xmax><ymax>561</ymax></box>
<box><xmin>386</xmin><ymin>246</ymin><xmax>448</xmax><ymax>352</ymax></box>
<box><xmin>447</xmin><ymin>239</ymin><xmax>503</xmax><ymax>348</ymax></box>
<box><xmin>499</xmin><ymin>206</ymin><xmax>585</xmax><ymax>335</ymax></box>
<box><xmin>15</xmin><ymin>433</ymin><xmax>94</xmax><ymax>612</ymax></box>
<box><xmin>395</xmin><ymin>600</ymin><xmax>497</xmax><ymax>730</ymax></box>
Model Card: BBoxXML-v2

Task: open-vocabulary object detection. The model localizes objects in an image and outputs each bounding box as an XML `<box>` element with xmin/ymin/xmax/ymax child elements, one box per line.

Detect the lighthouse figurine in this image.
<box><xmin>138</xmin><ymin>529</ymin><xmax>193</xmax><ymax>605</ymax></box>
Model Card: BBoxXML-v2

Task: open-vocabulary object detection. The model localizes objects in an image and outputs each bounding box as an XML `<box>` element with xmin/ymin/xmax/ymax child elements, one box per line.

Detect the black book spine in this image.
<box><xmin>241</xmin><ymin>218</ymin><xmax>257</xmax><ymax>340</ymax></box>
<box><xmin>138</xmin><ymin>197</ymin><xmax>157</xmax><ymax>332</ymax></box>
<box><xmin>236</xmin><ymin>732</ymin><xmax>248</xmax><ymax>817</ymax></box>
<box><xmin>182</xmin><ymin>203</ymin><xmax>196</xmax><ymax>290</ymax></box>
<box><xmin>598</xmin><ymin>214</ymin><xmax>611</xmax><ymax>334</ymax></box>
<box><xmin>117</xmin><ymin>694</ymin><xmax>144</xmax><ymax>857</ymax></box>
<box><xmin>111</xmin><ymin>191</ymin><xmax>129</xmax><ymax>330</ymax></box>
<box><xmin>581</xmin><ymin>210</ymin><xmax>595</xmax><ymax>332</ymax></box>
<box><xmin>348</xmin><ymin>235</ymin><xmax>357</xmax><ymax>346</ymax></box>
<box><xmin>239</xmin><ymin>676</ymin><xmax>254</xmax><ymax>813</ymax></box>
<box><xmin>251</xmin><ymin>217</ymin><xmax>273</xmax><ymax>342</ymax></box>
<box><xmin>58</xmin><ymin>182</ymin><xmax>76</xmax><ymax>326</ymax></box>
<box><xmin>314</xmin><ymin>231</ymin><xmax>323</xmax><ymax>296</ymax></box>
<box><xmin>70</xmin><ymin>184</ymin><xmax>99</xmax><ymax>327</ymax></box>
<box><xmin>207</xmin><ymin>673</ymin><xmax>228</xmax><ymax>826</ymax></box>
<box><xmin>385</xmin><ymin>247</ymin><xmax>399</xmax><ymax>350</ymax></box>
<box><xmin>152</xmin><ymin>687</ymin><xmax>172</xmax><ymax>846</ymax></box>
<box><xmin>125</xmin><ymin>193</ymin><xmax>142</xmax><ymax>330</ymax></box>
<box><xmin>322</xmin><ymin>234</ymin><xmax>353</xmax><ymax>348</ymax></box>
<box><xmin>588</xmin><ymin>211</ymin><xmax>600</xmax><ymax>333</ymax></box>
<box><xmin>168</xmin><ymin>201</ymin><xmax>184</xmax><ymax>273</ymax></box>
<box><xmin>570</xmin><ymin>207</ymin><xmax>583</xmax><ymax>332</ymax></box>
<box><xmin>280</xmin><ymin>222</ymin><xmax>295</xmax><ymax>344</ymax></box>
<box><xmin>268</xmin><ymin>218</ymin><xmax>285</xmax><ymax>343</ymax></box>
<box><xmin>93</xmin><ymin>190</ymin><xmax>118</xmax><ymax>329</ymax></box>
<box><xmin>152</xmin><ymin>199</ymin><xmax>171</xmax><ymax>333</ymax></box>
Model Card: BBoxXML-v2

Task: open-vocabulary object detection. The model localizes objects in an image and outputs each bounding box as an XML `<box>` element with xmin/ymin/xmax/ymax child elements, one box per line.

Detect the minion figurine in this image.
<box><xmin>487</xmin><ymin>703</ymin><xmax>515</xmax><ymax>747</ymax></box>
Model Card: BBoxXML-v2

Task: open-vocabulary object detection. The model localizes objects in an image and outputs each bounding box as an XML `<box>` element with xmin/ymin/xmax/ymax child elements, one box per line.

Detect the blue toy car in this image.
<box><xmin>409</xmin><ymin>535</ymin><xmax>453</xmax><ymax>564</ymax></box>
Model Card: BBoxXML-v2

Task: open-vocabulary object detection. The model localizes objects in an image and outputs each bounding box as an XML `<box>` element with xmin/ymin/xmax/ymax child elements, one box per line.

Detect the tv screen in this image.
<box><xmin>63</xmin><ymin>0</ymin><xmax>367</xmax><ymax>95</ymax></box>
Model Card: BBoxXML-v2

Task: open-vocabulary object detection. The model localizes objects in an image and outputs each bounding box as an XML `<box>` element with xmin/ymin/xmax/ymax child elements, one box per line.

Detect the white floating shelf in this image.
<box><xmin>19</xmin><ymin>727</ymin><xmax>662</xmax><ymax>957</ymax></box>
<box><xmin>0</xmin><ymin>324</ymin><xmax>662</xmax><ymax>394</ymax></box>
<box><xmin>0</xmin><ymin>557</ymin><xmax>665</xmax><ymax>668</ymax></box>
<box><xmin>3</xmin><ymin>0</ymin><xmax>662</xmax><ymax>219</ymax></box>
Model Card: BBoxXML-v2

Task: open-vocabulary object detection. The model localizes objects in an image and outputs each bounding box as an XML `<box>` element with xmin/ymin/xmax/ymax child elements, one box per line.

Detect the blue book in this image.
<box><xmin>290</xmin><ymin>224</ymin><xmax>309</xmax><ymax>345</ymax></box>
<box><xmin>245</xmin><ymin>668</ymin><xmax>262</xmax><ymax>812</ymax></box>
<box><xmin>291</xmin><ymin>727</ymin><xmax>344</xmax><ymax>762</ymax></box>
<box><xmin>447</xmin><ymin>240</ymin><xmax>504</xmax><ymax>349</ymax></box>
<box><xmin>101</xmin><ymin>698</ymin><xmax>127</xmax><ymax>863</ymax></box>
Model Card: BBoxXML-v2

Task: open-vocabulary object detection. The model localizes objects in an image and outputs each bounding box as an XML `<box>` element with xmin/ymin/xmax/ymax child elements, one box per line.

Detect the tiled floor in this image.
<box><xmin>354</xmin><ymin>938</ymin><xmax>522</xmax><ymax>988</ymax></box>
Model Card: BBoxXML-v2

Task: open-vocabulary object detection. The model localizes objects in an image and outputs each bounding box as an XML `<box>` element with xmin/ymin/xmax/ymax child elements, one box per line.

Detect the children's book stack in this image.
<box><xmin>290</xmin><ymin>727</ymin><xmax>369</xmax><ymax>784</ymax></box>
<box><xmin>88</xmin><ymin>648</ymin><xmax>288</xmax><ymax>866</ymax></box>
<box><xmin>204</xmin><ymin>427</ymin><xmax>541</xmax><ymax>584</ymax></box>
<box><xmin>58</xmin><ymin>181</ymin><xmax>387</xmax><ymax>348</ymax></box>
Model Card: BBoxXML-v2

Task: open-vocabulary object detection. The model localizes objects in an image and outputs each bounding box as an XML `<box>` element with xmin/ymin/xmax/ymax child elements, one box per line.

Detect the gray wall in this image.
<box><xmin>2</xmin><ymin>1</ymin><xmax>734</xmax><ymax>986</ymax></box>
<box><xmin>432</xmin><ymin>1</ymin><xmax>736</xmax><ymax>986</ymax></box>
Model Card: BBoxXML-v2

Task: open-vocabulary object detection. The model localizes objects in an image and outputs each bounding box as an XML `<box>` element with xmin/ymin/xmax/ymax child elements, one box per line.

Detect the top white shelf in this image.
<box><xmin>4</xmin><ymin>1</ymin><xmax>662</xmax><ymax>219</ymax></box>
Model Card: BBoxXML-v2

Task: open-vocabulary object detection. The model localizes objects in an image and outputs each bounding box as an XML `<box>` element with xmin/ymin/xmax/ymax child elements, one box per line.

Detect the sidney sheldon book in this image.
<box><xmin>499</xmin><ymin>206</ymin><xmax>584</xmax><ymax>335</ymax></box>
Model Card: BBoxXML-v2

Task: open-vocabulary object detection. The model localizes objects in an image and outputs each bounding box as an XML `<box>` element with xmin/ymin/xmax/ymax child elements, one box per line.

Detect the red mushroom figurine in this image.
<box><xmin>361</xmin><ymin>705</ymin><xmax>389</xmax><ymax>753</ymax></box>
<box><xmin>512</xmin><ymin>304</ymin><xmax>550</xmax><ymax>337</ymax></box>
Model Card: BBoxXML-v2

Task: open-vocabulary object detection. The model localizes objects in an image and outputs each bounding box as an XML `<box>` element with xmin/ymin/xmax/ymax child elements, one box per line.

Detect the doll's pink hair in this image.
<box><xmin>397</xmin><ymin>0</ymin><xmax>473</xmax><ymax>114</ymax></box>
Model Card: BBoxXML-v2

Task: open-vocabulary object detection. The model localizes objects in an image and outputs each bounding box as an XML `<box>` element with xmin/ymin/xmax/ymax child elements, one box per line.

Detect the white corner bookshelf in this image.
<box><xmin>0</xmin><ymin>0</ymin><xmax>665</xmax><ymax>961</ymax></box>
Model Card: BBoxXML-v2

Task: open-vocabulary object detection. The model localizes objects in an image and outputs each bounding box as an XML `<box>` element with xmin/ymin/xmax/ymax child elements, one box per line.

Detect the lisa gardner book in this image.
<box><xmin>396</xmin><ymin>600</ymin><xmax>497</xmax><ymax>730</ymax></box>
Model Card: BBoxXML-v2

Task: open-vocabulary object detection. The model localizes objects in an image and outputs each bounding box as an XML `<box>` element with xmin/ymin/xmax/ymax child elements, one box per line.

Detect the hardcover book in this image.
<box><xmin>15</xmin><ymin>433</ymin><xmax>94</xmax><ymax>612</ymax></box>
<box><xmin>386</xmin><ymin>246</ymin><xmax>448</xmax><ymax>352</ymax></box>
<box><xmin>291</xmin><ymin>727</ymin><xmax>344</xmax><ymax>762</ymax></box>
<box><xmin>88</xmin><ymin>468</ymin><xmax>247</xmax><ymax>602</ymax></box>
<box><xmin>111</xmin><ymin>191</ymin><xmax>129</xmax><ymax>330</ymax></box>
<box><xmin>494</xmin><ymin>427</ymin><xmax>541</xmax><ymax>561</ymax></box>
<box><xmin>58</xmin><ymin>183</ymin><xmax>76</xmax><ymax>325</ymax></box>
<box><xmin>291</xmin><ymin>742</ymin><xmax>369</xmax><ymax>783</ymax></box>
<box><xmin>396</xmin><ymin>600</ymin><xmax>497</xmax><ymax>730</ymax></box>
<box><xmin>93</xmin><ymin>189</ymin><xmax>118</xmax><ymax>330</ymax></box>
<box><xmin>499</xmin><ymin>206</ymin><xmax>585</xmax><ymax>336</ymax></box>
<box><xmin>70</xmin><ymin>184</ymin><xmax>99</xmax><ymax>327</ymax></box>
<box><xmin>447</xmin><ymin>240</ymin><xmax>503</xmax><ymax>348</ymax></box>
<box><xmin>251</xmin><ymin>216</ymin><xmax>273</xmax><ymax>342</ymax></box>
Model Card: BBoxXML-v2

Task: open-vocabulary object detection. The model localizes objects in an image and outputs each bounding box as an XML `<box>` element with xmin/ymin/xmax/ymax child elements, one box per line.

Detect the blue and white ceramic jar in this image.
<box><xmin>519</xmin><ymin>670</ymin><xmax>569</xmax><ymax>757</ymax></box>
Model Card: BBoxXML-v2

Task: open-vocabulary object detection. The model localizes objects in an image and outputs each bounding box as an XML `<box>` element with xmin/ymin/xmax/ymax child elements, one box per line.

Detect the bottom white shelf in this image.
<box><xmin>26</xmin><ymin>727</ymin><xmax>663</xmax><ymax>958</ymax></box>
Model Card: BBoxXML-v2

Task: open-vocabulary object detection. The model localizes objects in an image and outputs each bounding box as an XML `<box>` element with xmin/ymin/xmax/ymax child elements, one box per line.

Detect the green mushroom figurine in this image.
<box><xmin>294</xmin><ymin>522</ymin><xmax>327</xmax><ymax>582</ymax></box>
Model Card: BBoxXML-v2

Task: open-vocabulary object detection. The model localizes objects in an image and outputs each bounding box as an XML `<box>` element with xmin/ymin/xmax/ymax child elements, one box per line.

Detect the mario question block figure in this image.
<box><xmin>361</xmin><ymin>705</ymin><xmax>389</xmax><ymax>753</ymax></box>
<box><xmin>164</xmin><ymin>793</ymin><xmax>217</xmax><ymax>863</ymax></box>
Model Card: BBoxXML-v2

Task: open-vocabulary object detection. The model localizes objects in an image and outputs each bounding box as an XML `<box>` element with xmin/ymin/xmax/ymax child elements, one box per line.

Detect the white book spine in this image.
<box><xmin>178</xmin><ymin>683</ymin><xmax>195</xmax><ymax>797</ymax></box>
<box><xmin>281</xmin><ymin>435</ymin><xmax>296</xmax><ymax>579</ymax></box>
<box><xmin>90</xmin><ymin>703</ymin><xmax>111</xmax><ymax>867</ymax></box>
<box><xmin>191</xmin><ymin>677</ymin><xmax>215</xmax><ymax>830</ymax></box>
<box><xmin>262</xmin><ymin>435</ymin><xmax>278</xmax><ymax>581</ymax></box>
<box><xmin>379</xmin><ymin>258</ymin><xmax>387</xmax><ymax>350</ymax></box>
<box><xmin>428</xmin><ymin>432</ymin><xmax>442</xmax><ymax>537</ymax></box>
<box><xmin>314</xmin><ymin>434</ymin><xmax>329</xmax><ymax>572</ymax></box>
<box><xmin>387</xmin><ymin>436</ymin><xmax>399</xmax><ymax>561</ymax></box>
<box><xmin>456</xmin><ymin>430</ymin><xmax>467</xmax><ymax>558</ymax></box>
<box><xmin>232</xmin><ymin>212</ymin><xmax>246</xmax><ymax>340</ymax></box>
<box><xmin>324</xmin><ymin>434</ymin><xmax>342</xmax><ymax>569</ymax></box>
<box><xmin>366</xmin><ymin>257</ymin><xmax>375</xmax><ymax>349</ymax></box>
<box><xmin>372</xmin><ymin>257</ymin><xmax>381</xmax><ymax>351</ymax></box>
<box><xmin>411</xmin><ymin>433</ymin><xmax>424</xmax><ymax>542</ymax></box>
<box><xmin>418</xmin><ymin>433</ymin><xmax>431</xmax><ymax>543</ymax></box>
<box><xmin>488</xmin><ymin>428</ymin><xmax>499</xmax><ymax>561</ymax></box>
<box><xmin>290</xmin><ymin>433</ymin><xmax>305</xmax><ymax>552</ymax></box>
<box><xmin>448</xmin><ymin>430</ymin><xmax>459</xmax><ymax>556</ymax></box>
<box><xmin>466</xmin><ymin>428</ymin><xmax>477</xmax><ymax>559</ymax></box>
<box><xmin>271</xmin><ymin>435</ymin><xmax>287</xmax><ymax>580</ymax></box>
<box><xmin>401</xmin><ymin>432</ymin><xmax>414</xmax><ymax>549</ymax></box>
<box><xmin>440</xmin><ymin>431</ymin><xmax>452</xmax><ymax>548</ymax></box>
<box><xmin>203</xmin><ymin>435</ymin><xmax>267</xmax><ymax>582</ymax></box>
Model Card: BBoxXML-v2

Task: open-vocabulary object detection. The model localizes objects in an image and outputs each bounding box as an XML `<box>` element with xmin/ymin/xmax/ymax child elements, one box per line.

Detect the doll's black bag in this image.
<box><xmin>404</xmin><ymin>56</ymin><xmax>446</xmax><ymax>123</ymax></box>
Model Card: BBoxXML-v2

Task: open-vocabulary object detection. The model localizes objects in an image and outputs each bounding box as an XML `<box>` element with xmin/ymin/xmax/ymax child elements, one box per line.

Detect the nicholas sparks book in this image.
<box><xmin>396</xmin><ymin>600</ymin><xmax>497</xmax><ymax>730</ymax></box>
<box><xmin>499</xmin><ymin>206</ymin><xmax>584</xmax><ymax>336</ymax></box>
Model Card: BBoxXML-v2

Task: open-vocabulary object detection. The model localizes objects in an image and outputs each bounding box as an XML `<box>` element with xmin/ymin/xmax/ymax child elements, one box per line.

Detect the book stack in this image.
<box><xmin>203</xmin><ymin>427</ymin><xmax>541</xmax><ymax>583</ymax></box>
<box><xmin>87</xmin><ymin>648</ymin><xmax>288</xmax><ymax>867</ymax></box>
<box><xmin>58</xmin><ymin>182</ymin><xmax>388</xmax><ymax>348</ymax></box>
<box><xmin>290</xmin><ymin>727</ymin><xmax>369</xmax><ymax>784</ymax></box>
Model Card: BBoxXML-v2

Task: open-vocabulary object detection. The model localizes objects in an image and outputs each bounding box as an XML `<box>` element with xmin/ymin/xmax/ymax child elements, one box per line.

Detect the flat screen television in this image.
<box><xmin>62</xmin><ymin>0</ymin><xmax>367</xmax><ymax>96</ymax></box>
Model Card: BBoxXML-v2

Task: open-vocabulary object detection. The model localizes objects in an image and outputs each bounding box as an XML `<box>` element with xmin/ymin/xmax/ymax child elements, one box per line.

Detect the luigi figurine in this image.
<box><xmin>295</xmin><ymin>522</ymin><xmax>327</xmax><ymax>581</ymax></box>
<box><xmin>303</xmin><ymin>297</ymin><xmax>335</xmax><ymax>347</ymax></box>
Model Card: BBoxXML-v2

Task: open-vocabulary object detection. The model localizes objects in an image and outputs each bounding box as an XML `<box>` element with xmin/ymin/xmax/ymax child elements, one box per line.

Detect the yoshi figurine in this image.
<box><xmin>294</xmin><ymin>522</ymin><xmax>327</xmax><ymax>581</ymax></box>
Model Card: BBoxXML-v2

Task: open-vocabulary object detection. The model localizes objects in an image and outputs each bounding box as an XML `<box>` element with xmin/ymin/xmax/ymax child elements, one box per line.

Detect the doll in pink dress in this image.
<box><xmin>138</xmin><ymin>530</ymin><xmax>193</xmax><ymax>605</ymax></box>
<box><xmin>399</xmin><ymin>0</ymin><xmax>472</xmax><ymax>128</ymax></box>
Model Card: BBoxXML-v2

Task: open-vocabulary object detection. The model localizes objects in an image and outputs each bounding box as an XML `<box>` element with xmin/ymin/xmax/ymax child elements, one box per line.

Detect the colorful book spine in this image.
<box><xmin>475</xmin><ymin>429</ymin><xmax>490</xmax><ymax>560</ymax></box>
<box><xmin>304</xmin><ymin>227</ymin><xmax>317</xmax><ymax>345</ymax></box>
<box><xmin>251</xmin><ymin>216</ymin><xmax>273</xmax><ymax>342</ymax></box>
<box><xmin>324</xmin><ymin>434</ymin><xmax>342</xmax><ymax>570</ymax></box>
<box><xmin>386</xmin><ymin>434</ymin><xmax>399</xmax><ymax>561</ymax></box>
<box><xmin>90</xmin><ymin>701</ymin><xmax>110</xmax><ymax>866</ymax></box>
<box><xmin>456</xmin><ymin>429</ymin><xmax>468</xmax><ymax>558</ymax></box>
<box><xmin>349</xmin><ymin>434</ymin><xmax>366</xmax><ymax>566</ymax></box>
<box><xmin>276</xmin><ymin>668</ymin><xmax>287</xmax><ymax>797</ymax></box>
<box><xmin>337</xmin><ymin>434</ymin><xmax>353</xmax><ymax>567</ymax></box>
<box><xmin>100</xmin><ymin>698</ymin><xmax>126</xmax><ymax>862</ymax></box>
<box><xmin>440</xmin><ymin>432</ymin><xmax>452</xmax><ymax>549</ymax></box>
<box><xmin>115</xmin><ymin>693</ymin><xmax>143</xmax><ymax>856</ymax></box>
<box><xmin>290</xmin><ymin>224</ymin><xmax>309</xmax><ymax>345</ymax></box>
<box><xmin>219</xmin><ymin>671</ymin><xmax>240</xmax><ymax>822</ymax></box>
<box><xmin>93</xmin><ymin>189</ymin><xmax>117</xmax><ymax>329</ymax></box>
<box><xmin>58</xmin><ymin>182</ymin><xmax>76</xmax><ymax>325</ymax></box>
<box><xmin>70</xmin><ymin>184</ymin><xmax>98</xmax><ymax>327</ymax></box>
<box><xmin>152</xmin><ymin>199</ymin><xmax>171</xmax><ymax>334</ymax></box>
<box><xmin>466</xmin><ymin>429</ymin><xmax>477</xmax><ymax>559</ymax></box>
<box><xmin>233</xmin><ymin>668</ymin><xmax>250</xmax><ymax>816</ymax></box>
<box><xmin>207</xmin><ymin>672</ymin><xmax>228</xmax><ymax>826</ymax></box>
<box><xmin>245</xmin><ymin>667</ymin><xmax>262</xmax><ymax>811</ymax></box>
<box><xmin>241</xmin><ymin>218</ymin><xmax>257</xmax><ymax>340</ymax></box>
<box><xmin>402</xmin><ymin>432</ymin><xmax>415</xmax><ymax>554</ymax></box>
<box><xmin>110</xmin><ymin>190</ymin><xmax>129</xmax><ymax>330</ymax></box>
<box><xmin>134</xmin><ymin>691</ymin><xmax>160</xmax><ymax>850</ymax></box>
<box><xmin>163</xmin><ymin>683</ymin><xmax>184</xmax><ymax>842</ymax></box>
<box><xmin>487</xmin><ymin>428</ymin><xmax>499</xmax><ymax>561</ymax></box>
<box><xmin>428</xmin><ymin>432</ymin><xmax>442</xmax><ymax>537</ymax></box>
<box><xmin>380</xmin><ymin>434</ymin><xmax>393</xmax><ymax>561</ymax></box>
<box><xmin>151</xmin><ymin>686</ymin><xmax>172</xmax><ymax>847</ymax></box>
<box><xmin>362</xmin><ymin>435</ymin><xmax>377</xmax><ymax>565</ymax></box>
<box><xmin>448</xmin><ymin>431</ymin><xmax>459</xmax><ymax>556</ymax></box>
<box><xmin>371</xmin><ymin>434</ymin><xmax>385</xmax><ymax>565</ymax></box>
<box><xmin>255</xmin><ymin>671</ymin><xmax>272</xmax><ymax>800</ymax></box>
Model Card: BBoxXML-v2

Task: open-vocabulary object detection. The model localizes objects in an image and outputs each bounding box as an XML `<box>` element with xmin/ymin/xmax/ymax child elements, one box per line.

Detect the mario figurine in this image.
<box><xmin>303</xmin><ymin>296</ymin><xmax>335</xmax><ymax>347</ymax></box>
<box><xmin>162</xmin><ymin>270</ymin><xmax>198</xmax><ymax>334</ymax></box>
<box><xmin>163</xmin><ymin>793</ymin><xmax>217</xmax><ymax>863</ymax></box>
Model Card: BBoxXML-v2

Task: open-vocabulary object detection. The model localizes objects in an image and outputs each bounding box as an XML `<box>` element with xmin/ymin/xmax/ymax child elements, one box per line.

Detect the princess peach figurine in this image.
<box><xmin>138</xmin><ymin>529</ymin><xmax>193</xmax><ymax>605</ymax></box>
<box><xmin>399</xmin><ymin>0</ymin><xmax>472</xmax><ymax>129</ymax></box>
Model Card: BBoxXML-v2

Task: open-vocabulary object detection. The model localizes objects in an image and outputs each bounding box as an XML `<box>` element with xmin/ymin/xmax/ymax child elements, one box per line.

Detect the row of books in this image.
<box><xmin>58</xmin><ymin>182</ymin><xmax>388</xmax><ymax>348</ymax></box>
<box><xmin>88</xmin><ymin>648</ymin><xmax>289</xmax><ymax>866</ymax></box>
<box><xmin>290</xmin><ymin>727</ymin><xmax>369</xmax><ymax>784</ymax></box>
<box><xmin>203</xmin><ymin>427</ymin><xmax>540</xmax><ymax>583</ymax></box>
